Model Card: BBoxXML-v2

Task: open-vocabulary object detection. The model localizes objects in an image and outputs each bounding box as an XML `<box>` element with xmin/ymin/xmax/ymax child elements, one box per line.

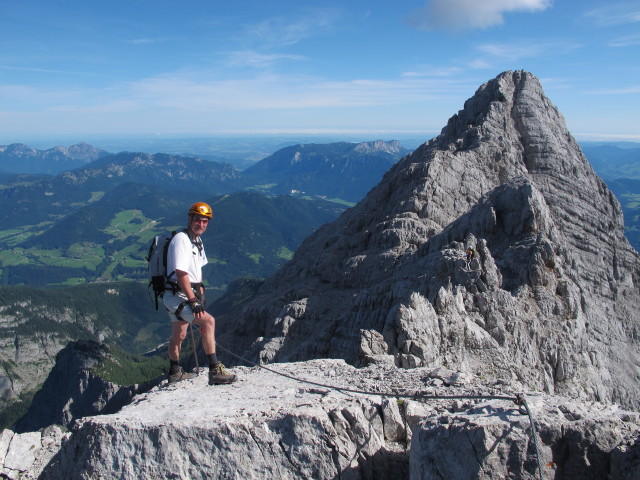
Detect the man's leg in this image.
<box><xmin>168</xmin><ymin>320</ymin><xmax>189</xmax><ymax>361</ymax></box>
<box><xmin>193</xmin><ymin>313</ymin><xmax>216</xmax><ymax>355</ymax></box>
<box><xmin>167</xmin><ymin>320</ymin><xmax>195</xmax><ymax>383</ymax></box>
<box><xmin>194</xmin><ymin>313</ymin><xmax>237</xmax><ymax>385</ymax></box>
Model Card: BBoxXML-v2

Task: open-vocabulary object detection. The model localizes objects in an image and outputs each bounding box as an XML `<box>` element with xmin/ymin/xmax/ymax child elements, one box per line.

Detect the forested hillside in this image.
<box><xmin>0</xmin><ymin>140</ymin><xmax>411</xmax><ymax>290</ymax></box>
<box><xmin>0</xmin><ymin>186</ymin><xmax>343</xmax><ymax>290</ymax></box>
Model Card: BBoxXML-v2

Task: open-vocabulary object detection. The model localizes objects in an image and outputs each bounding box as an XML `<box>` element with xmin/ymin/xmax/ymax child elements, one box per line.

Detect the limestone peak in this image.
<box><xmin>222</xmin><ymin>70</ymin><xmax>640</xmax><ymax>409</ymax></box>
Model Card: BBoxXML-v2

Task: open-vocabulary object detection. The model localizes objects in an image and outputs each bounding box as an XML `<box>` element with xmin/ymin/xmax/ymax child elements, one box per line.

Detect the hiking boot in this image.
<box><xmin>209</xmin><ymin>363</ymin><xmax>237</xmax><ymax>385</ymax></box>
<box><xmin>168</xmin><ymin>367</ymin><xmax>195</xmax><ymax>384</ymax></box>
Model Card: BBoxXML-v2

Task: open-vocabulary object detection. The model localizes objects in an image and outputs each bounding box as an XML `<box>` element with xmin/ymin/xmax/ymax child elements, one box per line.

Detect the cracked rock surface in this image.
<box><xmin>29</xmin><ymin>359</ymin><xmax>640</xmax><ymax>480</ymax></box>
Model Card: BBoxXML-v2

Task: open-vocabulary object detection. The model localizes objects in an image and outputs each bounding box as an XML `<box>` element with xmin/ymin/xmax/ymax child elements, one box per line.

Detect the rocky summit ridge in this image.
<box><xmin>5</xmin><ymin>360</ymin><xmax>640</xmax><ymax>479</ymax></box>
<box><xmin>223</xmin><ymin>70</ymin><xmax>640</xmax><ymax>410</ymax></box>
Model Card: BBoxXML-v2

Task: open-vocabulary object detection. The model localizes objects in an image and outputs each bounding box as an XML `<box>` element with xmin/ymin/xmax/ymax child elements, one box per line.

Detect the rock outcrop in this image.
<box><xmin>15</xmin><ymin>359</ymin><xmax>640</xmax><ymax>480</ymax></box>
<box><xmin>222</xmin><ymin>70</ymin><xmax>640</xmax><ymax>409</ymax></box>
<box><xmin>13</xmin><ymin>341</ymin><xmax>160</xmax><ymax>433</ymax></box>
<box><xmin>0</xmin><ymin>426</ymin><xmax>69</xmax><ymax>480</ymax></box>
<box><xmin>0</xmin><ymin>331</ymin><xmax>68</xmax><ymax>414</ymax></box>
<box><xmin>0</xmin><ymin>282</ymin><xmax>168</xmax><ymax>421</ymax></box>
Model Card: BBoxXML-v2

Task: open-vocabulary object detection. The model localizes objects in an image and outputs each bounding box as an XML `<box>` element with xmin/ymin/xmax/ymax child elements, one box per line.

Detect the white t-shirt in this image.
<box><xmin>166</xmin><ymin>231</ymin><xmax>207</xmax><ymax>284</ymax></box>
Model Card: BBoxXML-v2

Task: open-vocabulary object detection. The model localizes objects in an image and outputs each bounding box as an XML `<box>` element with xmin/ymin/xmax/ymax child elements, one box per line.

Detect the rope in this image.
<box><xmin>216</xmin><ymin>343</ymin><xmax>545</xmax><ymax>480</ymax></box>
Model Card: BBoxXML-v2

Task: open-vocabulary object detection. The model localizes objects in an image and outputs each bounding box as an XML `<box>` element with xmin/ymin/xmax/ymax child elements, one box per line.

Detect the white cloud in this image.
<box><xmin>462</xmin><ymin>40</ymin><xmax>581</xmax><ymax>73</ymax></box>
<box><xmin>401</xmin><ymin>66</ymin><xmax>463</xmax><ymax>77</ymax></box>
<box><xmin>0</xmin><ymin>63</ymin><xmax>479</xmax><ymax>131</ymax></box>
<box><xmin>408</xmin><ymin>0</ymin><xmax>552</xmax><ymax>31</ymax></box>
<box><xmin>584</xmin><ymin>4</ymin><xmax>640</xmax><ymax>27</ymax></box>
<box><xmin>242</xmin><ymin>10</ymin><xmax>337</xmax><ymax>49</ymax></box>
<box><xmin>468</xmin><ymin>59</ymin><xmax>493</xmax><ymax>70</ymax></box>
<box><xmin>610</xmin><ymin>33</ymin><xmax>640</xmax><ymax>47</ymax></box>
<box><xmin>0</xmin><ymin>65</ymin><xmax>89</xmax><ymax>75</ymax></box>
<box><xmin>122</xmin><ymin>72</ymin><xmax>468</xmax><ymax>112</ymax></box>
<box><xmin>587</xmin><ymin>85</ymin><xmax>640</xmax><ymax>95</ymax></box>
<box><xmin>225</xmin><ymin>50</ymin><xmax>306</xmax><ymax>69</ymax></box>
<box><xmin>476</xmin><ymin>40</ymin><xmax>580</xmax><ymax>61</ymax></box>
<box><xmin>0</xmin><ymin>84</ymin><xmax>93</xmax><ymax>108</ymax></box>
<box><xmin>477</xmin><ymin>42</ymin><xmax>547</xmax><ymax>60</ymax></box>
<box><xmin>128</xmin><ymin>38</ymin><xmax>165</xmax><ymax>45</ymax></box>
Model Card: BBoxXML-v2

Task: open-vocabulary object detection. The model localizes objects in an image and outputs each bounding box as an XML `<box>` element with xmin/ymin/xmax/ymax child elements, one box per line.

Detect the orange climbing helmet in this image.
<box><xmin>188</xmin><ymin>202</ymin><xmax>213</xmax><ymax>219</ymax></box>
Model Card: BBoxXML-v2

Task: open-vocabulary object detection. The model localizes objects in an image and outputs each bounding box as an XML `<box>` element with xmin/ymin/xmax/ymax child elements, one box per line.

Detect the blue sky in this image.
<box><xmin>1</xmin><ymin>0</ymin><xmax>639</xmax><ymax>146</ymax></box>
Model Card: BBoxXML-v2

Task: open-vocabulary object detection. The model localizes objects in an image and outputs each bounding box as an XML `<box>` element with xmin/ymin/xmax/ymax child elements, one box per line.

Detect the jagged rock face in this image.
<box><xmin>409</xmin><ymin>398</ymin><xmax>640</xmax><ymax>480</ymax></box>
<box><xmin>13</xmin><ymin>341</ymin><xmax>156</xmax><ymax>433</ymax></box>
<box><xmin>223</xmin><ymin>71</ymin><xmax>640</xmax><ymax>409</ymax></box>
<box><xmin>353</xmin><ymin>139</ymin><xmax>405</xmax><ymax>155</ymax></box>
<box><xmin>0</xmin><ymin>302</ymin><xmax>118</xmax><ymax>418</ymax></box>
<box><xmin>0</xmin><ymin>330</ymin><xmax>69</xmax><ymax>407</ymax></box>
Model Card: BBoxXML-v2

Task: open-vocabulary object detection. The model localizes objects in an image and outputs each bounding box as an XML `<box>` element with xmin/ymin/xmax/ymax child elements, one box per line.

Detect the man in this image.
<box><xmin>465</xmin><ymin>245</ymin><xmax>476</xmax><ymax>271</ymax></box>
<box><xmin>163</xmin><ymin>201</ymin><xmax>237</xmax><ymax>385</ymax></box>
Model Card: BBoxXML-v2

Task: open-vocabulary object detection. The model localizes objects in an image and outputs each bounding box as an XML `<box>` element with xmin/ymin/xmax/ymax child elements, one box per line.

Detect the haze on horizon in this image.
<box><xmin>1</xmin><ymin>0</ymin><xmax>639</xmax><ymax>146</ymax></box>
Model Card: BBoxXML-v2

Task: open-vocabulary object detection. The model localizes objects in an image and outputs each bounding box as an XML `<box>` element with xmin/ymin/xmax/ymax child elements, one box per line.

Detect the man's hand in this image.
<box><xmin>189</xmin><ymin>298</ymin><xmax>205</xmax><ymax>315</ymax></box>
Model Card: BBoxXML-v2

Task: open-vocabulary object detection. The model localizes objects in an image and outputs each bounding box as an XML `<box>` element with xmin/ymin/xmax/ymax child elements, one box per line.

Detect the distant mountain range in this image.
<box><xmin>0</xmin><ymin>138</ymin><xmax>637</xmax><ymax>292</ymax></box>
<box><xmin>0</xmin><ymin>142</ymin><xmax>109</xmax><ymax>175</ymax></box>
<box><xmin>0</xmin><ymin>139</ymin><xmax>410</xmax><ymax>201</ymax></box>
<box><xmin>242</xmin><ymin>140</ymin><xmax>410</xmax><ymax>201</ymax></box>
<box><xmin>0</xmin><ymin>140</ymin><xmax>409</xmax><ymax>290</ymax></box>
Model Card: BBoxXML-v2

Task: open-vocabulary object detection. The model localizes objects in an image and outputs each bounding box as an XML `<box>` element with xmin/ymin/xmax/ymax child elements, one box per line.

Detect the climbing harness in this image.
<box><xmin>215</xmin><ymin>343</ymin><xmax>545</xmax><ymax>480</ymax></box>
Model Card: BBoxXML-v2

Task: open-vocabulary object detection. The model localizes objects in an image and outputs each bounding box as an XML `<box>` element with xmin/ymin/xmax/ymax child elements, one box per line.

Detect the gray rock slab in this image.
<box><xmin>32</xmin><ymin>360</ymin><xmax>640</xmax><ymax>480</ymax></box>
